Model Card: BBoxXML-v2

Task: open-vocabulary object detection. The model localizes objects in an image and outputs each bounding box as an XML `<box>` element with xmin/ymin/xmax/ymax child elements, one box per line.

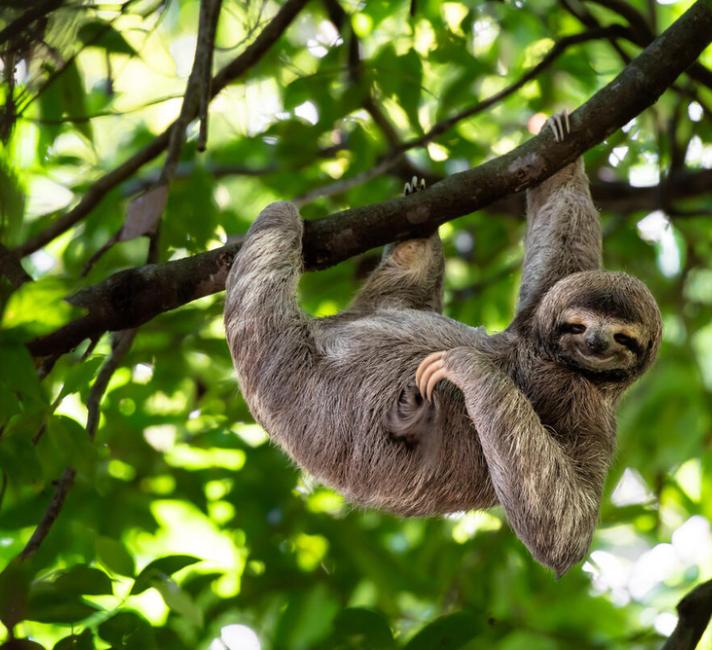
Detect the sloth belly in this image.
<box><xmin>264</xmin><ymin>310</ymin><xmax>499</xmax><ymax>516</ymax></box>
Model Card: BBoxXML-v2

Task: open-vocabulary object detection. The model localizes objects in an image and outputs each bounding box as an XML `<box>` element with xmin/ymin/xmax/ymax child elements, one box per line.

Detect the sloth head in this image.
<box><xmin>535</xmin><ymin>271</ymin><xmax>662</xmax><ymax>385</ymax></box>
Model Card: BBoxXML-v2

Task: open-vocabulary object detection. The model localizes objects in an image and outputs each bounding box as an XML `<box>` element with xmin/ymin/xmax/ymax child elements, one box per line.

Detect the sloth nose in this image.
<box><xmin>585</xmin><ymin>331</ymin><xmax>610</xmax><ymax>354</ymax></box>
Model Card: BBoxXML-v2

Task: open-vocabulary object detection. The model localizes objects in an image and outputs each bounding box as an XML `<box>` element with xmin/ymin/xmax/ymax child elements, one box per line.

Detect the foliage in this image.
<box><xmin>1</xmin><ymin>0</ymin><xmax>711</xmax><ymax>648</ymax></box>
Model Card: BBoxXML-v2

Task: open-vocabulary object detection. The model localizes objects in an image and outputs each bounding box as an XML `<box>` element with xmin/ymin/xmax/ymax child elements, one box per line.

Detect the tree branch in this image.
<box><xmin>661</xmin><ymin>579</ymin><xmax>712</xmax><ymax>650</ymax></box>
<box><xmin>25</xmin><ymin>0</ymin><xmax>712</xmax><ymax>358</ymax></box>
<box><xmin>19</xmin><ymin>328</ymin><xmax>136</xmax><ymax>559</ymax></box>
<box><xmin>394</xmin><ymin>25</ymin><xmax>630</xmax><ymax>156</ymax></box>
<box><xmin>0</xmin><ymin>0</ymin><xmax>65</xmax><ymax>48</ymax></box>
<box><xmin>13</xmin><ymin>0</ymin><xmax>310</xmax><ymax>258</ymax></box>
<box><xmin>586</xmin><ymin>0</ymin><xmax>712</xmax><ymax>90</ymax></box>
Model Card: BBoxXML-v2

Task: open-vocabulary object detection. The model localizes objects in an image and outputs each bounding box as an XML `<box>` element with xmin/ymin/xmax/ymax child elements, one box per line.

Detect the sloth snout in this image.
<box><xmin>585</xmin><ymin>330</ymin><xmax>610</xmax><ymax>354</ymax></box>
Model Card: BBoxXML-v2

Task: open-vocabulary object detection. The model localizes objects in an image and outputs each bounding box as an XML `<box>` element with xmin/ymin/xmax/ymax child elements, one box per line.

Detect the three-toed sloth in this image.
<box><xmin>224</xmin><ymin>113</ymin><xmax>661</xmax><ymax>575</ymax></box>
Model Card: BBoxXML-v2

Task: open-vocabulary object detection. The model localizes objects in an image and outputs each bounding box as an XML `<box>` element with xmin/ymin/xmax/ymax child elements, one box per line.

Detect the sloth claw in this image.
<box><xmin>547</xmin><ymin>109</ymin><xmax>571</xmax><ymax>143</ymax></box>
<box><xmin>416</xmin><ymin>351</ymin><xmax>449</xmax><ymax>401</ymax></box>
<box><xmin>404</xmin><ymin>176</ymin><xmax>427</xmax><ymax>196</ymax></box>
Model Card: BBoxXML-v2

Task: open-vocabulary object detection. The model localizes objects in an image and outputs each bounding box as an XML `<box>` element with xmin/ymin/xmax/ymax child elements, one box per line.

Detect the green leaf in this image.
<box><xmin>57</xmin><ymin>61</ymin><xmax>93</xmax><ymax>144</ymax></box>
<box><xmin>403</xmin><ymin>613</ymin><xmax>483</xmax><ymax>650</ymax></box>
<box><xmin>0</xmin><ymin>415</ymin><xmax>44</xmax><ymax>483</ymax></box>
<box><xmin>96</xmin><ymin>536</ymin><xmax>136</xmax><ymax>577</ymax></box>
<box><xmin>131</xmin><ymin>555</ymin><xmax>201</xmax><ymax>594</ymax></box>
<box><xmin>153</xmin><ymin>577</ymin><xmax>203</xmax><ymax>626</ymax></box>
<box><xmin>98</xmin><ymin>611</ymin><xmax>155</xmax><ymax>649</ymax></box>
<box><xmin>53</xmin><ymin>629</ymin><xmax>94</xmax><ymax>650</ymax></box>
<box><xmin>326</xmin><ymin>608</ymin><xmax>396</xmax><ymax>649</ymax></box>
<box><xmin>36</xmin><ymin>59</ymin><xmax>93</xmax><ymax>145</ymax></box>
<box><xmin>2</xmin><ymin>277</ymin><xmax>78</xmax><ymax>335</ymax></box>
<box><xmin>38</xmin><ymin>416</ymin><xmax>97</xmax><ymax>481</ymax></box>
<box><xmin>78</xmin><ymin>20</ymin><xmax>138</xmax><ymax>56</ymax></box>
<box><xmin>371</xmin><ymin>46</ymin><xmax>423</xmax><ymax>132</ymax></box>
<box><xmin>0</xmin><ymin>560</ymin><xmax>32</xmax><ymax>629</ymax></box>
<box><xmin>0</xmin><ymin>156</ymin><xmax>25</xmax><ymax>247</ymax></box>
<box><xmin>0</xmin><ymin>342</ymin><xmax>46</xmax><ymax>405</ymax></box>
<box><xmin>59</xmin><ymin>357</ymin><xmax>104</xmax><ymax>399</ymax></box>
<box><xmin>54</xmin><ymin>565</ymin><xmax>113</xmax><ymax>596</ymax></box>
<box><xmin>26</xmin><ymin>583</ymin><xmax>99</xmax><ymax>624</ymax></box>
<box><xmin>274</xmin><ymin>584</ymin><xmax>339</xmax><ymax>650</ymax></box>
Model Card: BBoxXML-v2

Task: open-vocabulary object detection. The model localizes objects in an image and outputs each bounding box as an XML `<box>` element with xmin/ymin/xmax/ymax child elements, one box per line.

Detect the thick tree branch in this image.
<box><xmin>26</xmin><ymin>0</ymin><xmax>712</xmax><ymax>358</ymax></box>
<box><xmin>13</xmin><ymin>0</ymin><xmax>310</xmax><ymax>258</ymax></box>
<box><xmin>661</xmin><ymin>579</ymin><xmax>712</xmax><ymax>650</ymax></box>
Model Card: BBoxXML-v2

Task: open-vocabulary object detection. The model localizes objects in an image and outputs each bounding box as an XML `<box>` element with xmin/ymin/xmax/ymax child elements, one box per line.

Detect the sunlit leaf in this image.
<box><xmin>152</xmin><ymin>577</ymin><xmax>203</xmax><ymax>627</ymax></box>
<box><xmin>131</xmin><ymin>555</ymin><xmax>201</xmax><ymax>594</ymax></box>
<box><xmin>78</xmin><ymin>20</ymin><xmax>138</xmax><ymax>56</ymax></box>
<box><xmin>96</xmin><ymin>536</ymin><xmax>136</xmax><ymax>577</ymax></box>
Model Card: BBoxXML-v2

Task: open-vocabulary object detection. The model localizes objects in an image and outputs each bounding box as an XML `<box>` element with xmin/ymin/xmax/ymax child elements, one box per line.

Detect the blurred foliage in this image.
<box><xmin>1</xmin><ymin>0</ymin><xmax>712</xmax><ymax>648</ymax></box>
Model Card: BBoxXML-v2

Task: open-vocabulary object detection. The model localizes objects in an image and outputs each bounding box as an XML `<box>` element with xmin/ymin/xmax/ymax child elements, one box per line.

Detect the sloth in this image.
<box><xmin>224</xmin><ymin>112</ymin><xmax>662</xmax><ymax>575</ymax></box>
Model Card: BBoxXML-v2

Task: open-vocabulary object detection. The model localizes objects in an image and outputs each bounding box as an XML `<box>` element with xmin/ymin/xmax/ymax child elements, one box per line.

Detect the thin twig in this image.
<box><xmin>293</xmin><ymin>156</ymin><xmax>403</xmax><ymax>206</ymax></box>
<box><xmin>18</xmin><ymin>329</ymin><xmax>137</xmax><ymax>561</ymax></box>
<box><xmin>160</xmin><ymin>0</ymin><xmax>223</xmax><ymax>183</ymax></box>
<box><xmin>13</xmin><ymin>0</ymin><xmax>310</xmax><ymax>258</ymax></box>
<box><xmin>197</xmin><ymin>0</ymin><xmax>223</xmax><ymax>151</ymax></box>
<box><xmin>19</xmin><ymin>467</ymin><xmax>76</xmax><ymax>560</ymax></box>
<box><xmin>394</xmin><ymin>26</ymin><xmax>629</xmax><ymax>156</ymax></box>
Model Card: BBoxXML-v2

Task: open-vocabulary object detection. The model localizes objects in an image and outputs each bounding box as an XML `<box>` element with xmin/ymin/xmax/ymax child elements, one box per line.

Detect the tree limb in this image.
<box><xmin>394</xmin><ymin>25</ymin><xmax>631</xmax><ymax>156</ymax></box>
<box><xmin>19</xmin><ymin>329</ymin><xmax>136</xmax><ymax>560</ymax></box>
<box><xmin>0</xmin><ymin>0</ymin><xmax>65</xmax><ymax>48</ymax></box>
<box><xmin>13</xmin><ymin>0</ymin><xmax>310</xmax><ymax>258</ymax></box>
<box><xmin>25</xmin><ymin>0</ymin><xmax>712</xmax><ymax>358</ymax></box>
<box><xmin>661</xmin><ymin>579</ymin><xmax>712</xmax><ymax>650</ymax></box>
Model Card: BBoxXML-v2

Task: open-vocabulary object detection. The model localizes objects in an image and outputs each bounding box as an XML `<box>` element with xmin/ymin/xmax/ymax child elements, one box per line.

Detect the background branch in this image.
<box><xmin>661</xmin><ymin>579</ymin><xmax>712</xmax><ymax>650</ymax></box>
<box><xmin>19</xmin><ymin>329</ymin><xmax>136</xmax><ymax>560</ymax></box>
<box><xmin>12</xmin><ymin>0</ymin><xmax>310</xmax><ymax>258</ymax></box>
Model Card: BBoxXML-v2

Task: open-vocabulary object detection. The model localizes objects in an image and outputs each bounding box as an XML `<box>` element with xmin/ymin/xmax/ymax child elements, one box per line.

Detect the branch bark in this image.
<box><xmin>661</xmin><ymin>579</ymin><xmax>712</xmax><ymax>650</ymax></box>
<box><xmin>26</xmin><ymin>0</ymin><xmax>712</xmax><ymax>358</ymax></box>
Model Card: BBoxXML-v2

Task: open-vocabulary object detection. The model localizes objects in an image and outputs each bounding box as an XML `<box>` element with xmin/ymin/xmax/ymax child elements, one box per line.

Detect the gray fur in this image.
<box><xmin>224</xmin><ymin>159</ymin><xmax>661</xmax><ymax>576</ymax></box>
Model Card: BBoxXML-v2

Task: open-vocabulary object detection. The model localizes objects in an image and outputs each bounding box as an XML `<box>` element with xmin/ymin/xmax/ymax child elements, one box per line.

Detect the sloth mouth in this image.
<box><xmin>578</xmin><ymin>351</ymin><xmax>616</xmax><ymax>365</ymax></box>
<box><xmin>561</xmin><ymin>345</ymin><xmax>628</xmax><ymax>372</ymax></box>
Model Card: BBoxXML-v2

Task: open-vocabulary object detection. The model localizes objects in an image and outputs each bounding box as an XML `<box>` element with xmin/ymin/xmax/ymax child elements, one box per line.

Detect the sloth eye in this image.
<box><xmin>614</xmin><ymin>333</ymin><xmax>640</xmax><ymax>352</ymax></box>
<box><xmin>560</xmin><ymin>323</ymin><xmax>586</xmax><ymax>334</ymax></box>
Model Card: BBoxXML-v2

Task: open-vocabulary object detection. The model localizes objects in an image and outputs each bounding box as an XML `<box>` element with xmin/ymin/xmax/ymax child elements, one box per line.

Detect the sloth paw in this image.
<box><xmin>416</xmin><ymin>350</ymin><xmax>453</xmax><ymax>402</ymax></box>
<box><xmin>404</xmin><ymin>175</ymin><xmax>426</xmax><ymax>196</ymax></box>
<box><xmin>546</xmin><ymin>110</ymin><xmax>571</xmax><ymax>143</ymax></box>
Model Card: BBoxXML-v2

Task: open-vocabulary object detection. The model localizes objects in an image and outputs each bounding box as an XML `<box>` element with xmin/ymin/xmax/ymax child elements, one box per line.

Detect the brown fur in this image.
<box><xmin>223</xmin><ymin>158</ymin><xmax>661</xmax><ymax>576</ymax></box>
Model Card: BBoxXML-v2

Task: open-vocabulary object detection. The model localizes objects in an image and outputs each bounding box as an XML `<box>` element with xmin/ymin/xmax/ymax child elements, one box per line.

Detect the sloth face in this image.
<box><xmin>555</xmin><ymin>307</ymin><xmax>647</xmax><ymax>376</ymax></box>
<box><xmin>534</xmin><ymin>271</ymin><xmax>662</xmax><ymax>384</ymax></box>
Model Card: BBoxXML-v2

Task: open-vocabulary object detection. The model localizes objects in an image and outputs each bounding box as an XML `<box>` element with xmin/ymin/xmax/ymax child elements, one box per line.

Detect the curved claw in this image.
<box><xmin>547</xmin><ymin>109</ymin><xmax>571</xmax><ymax>143</ymax></box>
<box><xmin>404</xmin><ymin>176</ymin><xmax>427</xmax><ymax>196</ymax></box>
<box><xmin>416</xmin><ymin>351</ymin><xmax>447</xmax><ymax>401</ymax></box>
